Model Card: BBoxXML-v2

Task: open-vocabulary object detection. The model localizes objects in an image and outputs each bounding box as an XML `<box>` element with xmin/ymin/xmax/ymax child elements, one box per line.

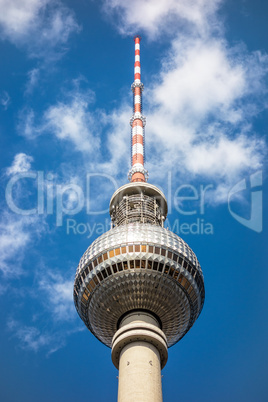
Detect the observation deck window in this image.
<box><xmin>102</xmin><ymin>269</ymin><xmax>108</xmax><ymax>279</ymax></box>
<box><xmin>93</xmin><ymin>276</ymin><xmax>98</xmax><ymax>285</ymax></box>
<box><xmin>173</xmin><ymin>270</ymin><xmax>179</xmax><ymax>280</ymax></box>
<box><xmin>97</xmin><ymin>272</ymin><xmax>103</xmax><ymax>282</ymax></box>
<box><xmin>184</xmin><ymin>279</ymin><xmax>190</xmax><ymax>290</ymax></box>
<box><xmin>112</xmin><ymin>264</ymin><xmax>118</xmax><ymax>273</ymax></box>
<box><xmin>169</xmin><ymin>266</ymin><xmax>175</xmax><ymax>277</ymax></box>
<box><xmin>158</xmin><ymin>263</ymin><xmax>164</xmax><ymax>273</ymax></box>
<box><xmin>164</xmin><ymin>265</ymin><xmax>169</xmax><ymax>275</ymax></box>
<box><xmin>153</xmin><ymin>261</ymin><xmax>158</xmax><ymax>270</ymax></box>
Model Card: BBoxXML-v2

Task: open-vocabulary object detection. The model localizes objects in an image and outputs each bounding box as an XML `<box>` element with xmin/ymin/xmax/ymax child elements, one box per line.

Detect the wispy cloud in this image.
<box><xmin>5</xmin><ymin>266</ymin><xmax>84</xmax><ymax>355</ymax></box>
<box><xmin>19</xmin><ymin>86</ymin><xmax>101</xmax><ymax>154</ymax></box>
<box><xmin>0</xmin><ymin>0</ymin><xmax>80</xmax><ymax>59</ymax></box>
<box><xmin>0</xmin><ymin>212</ymin><xmax>45</xmax><ymax>276</ymax></box>
<box><xmin>25</xmin><ymin>68</ymin><xmax>40</xmax><ymax>94</ymax></box>
<box><xmin>102</xmin><ymin>0</ymin><xmax>223</xmax><ymax>39</ymax></box>
<box><xmin>95</xmin><ymin>105</ymin><xmax>131</xmax><ymax>178</ymax></box>
<box><xmin>7</xmin><ymin>319</ymin><xmax>53</xmax><ymax>352</ymax></box>
<box><xmin>37</xmin><ymin>270</ymin><xmax>75</xmax><ymax>321</ymax></box>
<box><xmin>1</xmin><ymin>153</ymin><xmax>48</xmax><ymax>275</ymax></box>
<box><xmin>43</xmin><ymin>91</ymin><xmax>99</xmax><ymax>153</ymax></box>
<box><xmin>7</xmin><ymin>318</ymin><xmax>84</xmax><ymax>355</ymax></box>
<box><xmin>6</xmin><ymin>153</ymin><xmax>33</xmax><ymax>176</ymax></box>
<box><xmin>0</xmin><ymin>90</ymin><xmax>11</xmax><ymax>110</ymax></box>
<box><xmin>17</xmin><ymin>108</ymin><xmax>37</xmax><ymax>139</ymax></box>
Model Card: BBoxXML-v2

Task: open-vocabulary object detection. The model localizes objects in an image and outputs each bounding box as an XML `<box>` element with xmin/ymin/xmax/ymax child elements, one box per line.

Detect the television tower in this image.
<box><xmin>74</xmin><ymin>36</ymin><xmax>205</xmax><ymax>402</ymax></box>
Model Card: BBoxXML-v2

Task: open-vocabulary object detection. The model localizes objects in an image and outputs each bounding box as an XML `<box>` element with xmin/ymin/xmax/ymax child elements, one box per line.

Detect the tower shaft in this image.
<box><xmin>112</xmin><ymin>312</ymin><xmax>167</xmax><ymax>402</ymax></box>
<box><xmin>118</xmin><ymin>342</ymin><xmax>162</xmax><ymax>402</ymax></box>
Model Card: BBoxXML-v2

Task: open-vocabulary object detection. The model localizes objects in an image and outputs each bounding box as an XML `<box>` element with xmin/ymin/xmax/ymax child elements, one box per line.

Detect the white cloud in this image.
<box><xmin>25</xmin><ymin>68</ymin><xmax>40</xmax><ymax>94</ymax></box>
<box><xmin>0</xmin><ymin>154</ymin><xmax>47</xmax><ymax>276</ymax></box>
<box><xmin>7</xmin><ymin>318</ymin><xmax>84</xmax><ymax>355</ymax></box>
<box><xmin>0</xmin><ymin>283</ymin><xmax>9</xmax><ymax>295</ymax></box>
<box><xmin>7</xmin><ymin>319</ymin><xmax>52</xmax><ymax>352</ymax></box>
<box><xmin>6</xmin><ymin>153</ymin><xmax>33</xmax><ymax>175</ymax></box>
<box><xmin>95</xmin><ymin>105</ymin><xmax>131</xmax><ymax>177</ymax></box>
<box><xmin>0</xmin><ymin>0</ymin><xmax>80</xmax><ymax>59</ymax></box>
<box><xmin>0</xmin><ymin>0</ymin><xmax>47</xmax><ymax>37</ymax></box>
<box><xmin>0</xmin><ymin>90</ymin><xmax>11</xmax><ymax>110</ymax></box>
<box><xmin>18</xmin><ymin>108</ymin><xmax>38</xmax><ymax>139</ymax></box>
<box><xmin>151</xmin><ymin>38</ymin><xmax>246</xmax><ymax>121</ymax></box>
<box><xmin>185</xmin><ymin>135</ymin><xmax>264</xmax><ymax>177</ymax></box>
<box><xmin>19</xmin><ymin>86</ymin><xmax>103</xmax><ymax>155</ymax></box>
<box><xmin>38</xmin><ymin>270</ymin><xmax>75</xmax><ymax>321</ymax></box>
<box><xmin>0</xmin><ymin>212</ymin><xmax>44</xmax><ymax>275</ymax></box>
<box><xmin>43</xmin><ymin>91</ymin><xmax>99</xmax><ymax>153</ymax></box>
<box><xmin>102</xmin><ymin>0</ymin><xmax>222</xmax><ymax>39</ymax></box>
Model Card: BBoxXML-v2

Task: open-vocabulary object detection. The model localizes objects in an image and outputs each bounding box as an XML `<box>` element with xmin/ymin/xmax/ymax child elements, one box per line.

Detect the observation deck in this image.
<box><xmin>74</xmin><ymin>182</ymin><xmax>205</xmax><ymax>348</ymax></box>
<box><xmin>110</xmin><ymin>182</ymin><xmax>167</xmax><ymax>227</ymax></box>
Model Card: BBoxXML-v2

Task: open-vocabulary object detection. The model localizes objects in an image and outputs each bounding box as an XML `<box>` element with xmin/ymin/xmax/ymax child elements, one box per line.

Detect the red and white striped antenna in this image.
<box><xmin>128</xmin><ymin>36</ymin><xmax>148</xmax><ymax>183</ymax></box>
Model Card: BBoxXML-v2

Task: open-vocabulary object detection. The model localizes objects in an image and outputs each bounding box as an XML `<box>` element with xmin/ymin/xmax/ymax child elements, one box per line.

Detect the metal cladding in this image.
<box><xmin>128</xmin><ymin>36</ymin><xmax>148</xmax><ymax>183</ymax></box>
<box><xmin>73</xmin><ymin>36</ymin><xmax>205</xmax><ymax>351</ymax></box>
<box><xmin>74</xmin><ymin>222</ymin><xmax>205</xmax><ymax>348</ymax></box>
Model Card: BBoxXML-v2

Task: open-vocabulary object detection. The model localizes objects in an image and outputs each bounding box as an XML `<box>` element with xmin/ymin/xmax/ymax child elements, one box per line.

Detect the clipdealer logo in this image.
<box><xmin>4</xmin><ymin>171</ymin><xmax>214</xmax><ymax>235</ymax></box>
<box><xmin>228</xmin><ymin>171</ymin><xmax>263</xmax><ymax>233</ymax></box>
<box><xmin>4</xmin><ymin>170</ymin><xmax>263</xmax><ymax>234</ymax></box>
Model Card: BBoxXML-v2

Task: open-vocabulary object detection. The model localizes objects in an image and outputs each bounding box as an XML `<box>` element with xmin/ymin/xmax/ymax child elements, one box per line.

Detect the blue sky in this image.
<box><xmin>0</xmin><ymin>0</ymin><xmax>267</xmax><ymax>401</ymax></box>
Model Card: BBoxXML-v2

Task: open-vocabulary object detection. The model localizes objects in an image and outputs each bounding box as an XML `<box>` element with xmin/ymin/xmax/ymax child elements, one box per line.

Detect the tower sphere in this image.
<box><xmin>74</xmin><ymin>181</ymin><xmax>205</xmax><ymax>348</ymax></box>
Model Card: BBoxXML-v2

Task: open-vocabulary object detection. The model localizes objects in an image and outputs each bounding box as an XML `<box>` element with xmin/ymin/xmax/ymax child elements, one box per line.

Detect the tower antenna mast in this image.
<box><xmin>128</xmin><ymin>35</ymin><xmax>148</xmax><ymax>183</ymax></box>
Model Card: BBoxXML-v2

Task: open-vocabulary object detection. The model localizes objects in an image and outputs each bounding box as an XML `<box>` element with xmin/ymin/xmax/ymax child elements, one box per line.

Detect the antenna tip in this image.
<box><xmin>134</xmin><ymin>35</ymin><xmax>142</xmax><ymax>42</ymax></box>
